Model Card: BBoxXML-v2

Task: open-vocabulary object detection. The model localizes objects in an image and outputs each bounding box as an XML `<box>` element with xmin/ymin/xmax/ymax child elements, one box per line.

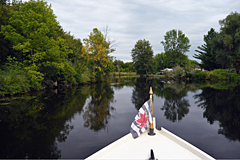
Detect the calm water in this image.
<box><xmin>0</xmin><ymin>78</ymin><xmax>240</xmax><ymax>159</ymax></box>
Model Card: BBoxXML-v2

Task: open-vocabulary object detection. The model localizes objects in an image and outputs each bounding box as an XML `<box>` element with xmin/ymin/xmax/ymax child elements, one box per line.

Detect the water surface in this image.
<box><xmin>0</xmin><ymin>78</ymin><xmax>240</xmax><ymax>159</ymax></box>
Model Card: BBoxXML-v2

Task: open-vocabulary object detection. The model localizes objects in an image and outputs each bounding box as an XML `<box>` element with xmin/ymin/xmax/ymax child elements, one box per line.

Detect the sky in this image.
<box><xmin>30</xmin><ymin>0</ymin><xmax>240</xmax><ymax>62</ymax></box>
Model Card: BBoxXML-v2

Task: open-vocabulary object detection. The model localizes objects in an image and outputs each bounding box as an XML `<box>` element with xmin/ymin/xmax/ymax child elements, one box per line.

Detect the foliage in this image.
<box><xmin>154</xmin><ymin>52</ymin><xmax>165</xmax><ymax>71</ymax></box>
<box><xmin>112</xmin><ymin>60</ymin><xmax>136</xmax><ymax>72</ymax></box>
<box><xmin>0</xmin><ymin>1</ymin><xmax>19</xmax><ymax>66</ymax></box>
<box><xmin>163</xmin><ymin>65</ymin><xmax>239</xmax><ymax>81</ymax></box>
<box><xmin>131</xmin><ymin>39</ymin><xmax>154</xmax><ymax>75</ymax></box>
<box><xmin>161</xmin><ymin>29</ymin><xmax>191</xmax><ymax>54</ymax></box>
<box><xmin>194</xmin><ymin>69</ymin><xmax>239</xmax><ymax>80</ymax></box>
<box><xmin>25</xmin><ymin>66</ymin><xmax>44</xmax><ymax>89</ymax></box>
<box><xmin>113</xmin><ymin>59</ymin><xmax>124</xmax><ymax>72</ymax></box>
<box><xmin>218</xmin><ymin>12</ymin><xmax>240</xmax><ymax>73</ymax></box>
<box><xmin>123</xmin><ymin>62</ymin><xmax>135</xmax><ymax>72</ymax></box>
<box><xmin>0</xmin><ymin>57</ymin><xmax>30</xmax><ymax>95</ymax></box>
<box><xmin>194</xmin><ymin>70</ymin><xmax>209</xmax><ymax>80</ymax></box>
<box><xmin>82</xmin><ymin>28</ymin><xmax>115</xmax><ymax>81</ymax></box>
<box><xmin>165</xmin><ymin>65</ymin><xmax>186</xmax><ymax>79</ymax></box>
<box><xmin>163</xmin><ymin>50</ymin><xmax>189</xmax><ymax>68</ymax></box>
<box><xmin>209</xmin><ymin>69</ymin><xmax>238</xmax><ymax>80</ymax></box>
<box><xmin>194</xmin><ymin>28</ymin><xmax>221</xmax><ymax>70</ymax></box>
<box><xmin>1</xmin><ymin>0</ymin><xmax>79</xmax><ymax>87</ymax></box>
<box><xmin>0</xmin><ymin>0</ymin><xmax>95</xmax><ymax>94</ymax></box>
<box><xmin>195</xmin><ymin>12</ymin><xmax>240</xmax><ymax>73</ymax></box>
<box><xmin>161</xmin><ymin>29</ymin><xmax>191</xmax><ymax>68</ymax></box>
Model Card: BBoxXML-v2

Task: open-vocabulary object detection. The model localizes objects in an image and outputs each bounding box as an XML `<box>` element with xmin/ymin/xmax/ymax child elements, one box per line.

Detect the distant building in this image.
<box><xmin>156</xmin><ymin>68</ymin><xmax>172</xmax><ymax>75</ymax></box>
<box><xmin>162</xmin><ymin>68</ymin><xmax>173</xmax><ymax>72</ymax></box>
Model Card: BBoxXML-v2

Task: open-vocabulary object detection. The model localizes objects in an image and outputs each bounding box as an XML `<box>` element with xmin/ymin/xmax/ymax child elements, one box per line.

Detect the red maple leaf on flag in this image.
<box><xmin>136</xmin><ymin>111</ymin><xmax>148</xmax><ymax>127</ymax></box>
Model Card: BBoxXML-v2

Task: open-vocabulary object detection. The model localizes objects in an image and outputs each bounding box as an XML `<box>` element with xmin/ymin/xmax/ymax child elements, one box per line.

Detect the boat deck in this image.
<box><xmin>86</xmin><ymin>118</ymin><xmax>215</xmax><ymax>160</ymax></box>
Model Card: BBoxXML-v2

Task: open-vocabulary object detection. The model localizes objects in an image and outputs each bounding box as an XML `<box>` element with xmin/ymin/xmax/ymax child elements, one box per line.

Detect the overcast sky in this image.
<box><xmin>37</xmin><ymin>0</ymin><xmax>240</xmax><ymax>62</ymax></box>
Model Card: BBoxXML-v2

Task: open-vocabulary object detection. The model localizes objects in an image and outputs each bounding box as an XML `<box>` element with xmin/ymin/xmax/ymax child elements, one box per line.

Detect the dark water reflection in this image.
<box><xmin>0</xmin><ymin>78</ymin><xmax>240</xmax><ymax>159</ymax></box>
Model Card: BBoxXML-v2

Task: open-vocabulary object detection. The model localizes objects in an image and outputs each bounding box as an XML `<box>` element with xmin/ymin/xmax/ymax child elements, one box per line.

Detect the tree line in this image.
<box><xmin>131</xmin><ymin>12</ymin><xmax>240</xmax><ymax>76</ymax></box>
<box><xmin>1</xmin><ymin>0</ymin><xmax>239</xmax><ymax>96</ymax></box>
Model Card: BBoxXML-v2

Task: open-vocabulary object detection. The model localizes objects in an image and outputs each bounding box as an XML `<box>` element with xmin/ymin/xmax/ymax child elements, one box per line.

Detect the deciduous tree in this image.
<box><xmin>82</xmin><ymin>28</ymin><xmax>115</xmax><ymax>81</ymax></box>
<box><xmin>1</xmin><ymin>0</ymin><xmax>76</xmax><ymax>86</ymax></box>
<box><xmin>218</xmin><ymin>12</ymin><xmax>240</xmax><ymax>73</ymax></box>
<box><xmin>161</xmin><ymin>29</ymin><xmax>191</xmax><ymax>68</ymax></box>
<box><xmin>154</xmin><ymin>52</ymin><xmax>165</xmax><ymax>71</ymax></box>
<box><xmin>131</xmin><ymin>39</ymin><xmax>154</xmax><ymax>75</ymax></box>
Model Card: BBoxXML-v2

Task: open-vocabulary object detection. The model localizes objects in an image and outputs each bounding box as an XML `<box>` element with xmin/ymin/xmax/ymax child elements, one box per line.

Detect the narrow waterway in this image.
<box><xmin>0</xmin><ymin>78</ymin><xmax>240</xmax><ymax>159</ymax></box>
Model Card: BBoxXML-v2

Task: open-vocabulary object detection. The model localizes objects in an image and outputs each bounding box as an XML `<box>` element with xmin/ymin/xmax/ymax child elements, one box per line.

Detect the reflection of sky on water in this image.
<box><xmin>57</xmin><ymin>86</ymin><xmax>240</xmax><ymax>159</ymax></box>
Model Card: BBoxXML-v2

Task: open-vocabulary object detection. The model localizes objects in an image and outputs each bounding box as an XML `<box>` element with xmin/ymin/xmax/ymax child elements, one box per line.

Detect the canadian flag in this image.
<box><xmin>130</xmin><ymin>100</ymin><xmax>153</xmax><ymax>139</ymax></box>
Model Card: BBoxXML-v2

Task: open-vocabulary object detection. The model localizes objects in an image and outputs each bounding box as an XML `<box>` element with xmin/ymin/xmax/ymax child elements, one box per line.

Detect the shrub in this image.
<box><xmin>0</xmin><ymin>66</ymin><xmax>30</xmax><ymax>96</ymax></box>
<box><xmin>209</xmin><ymin>69</ymin><xmax>238</xmax><ymax>80</ymax></box>
<box><xmin>172</xmin><ymin>65</ymin><xmax>186</xmax><ymax>79</ymax></box>
<box><xmin>165</xmin><ymin>65</ymin><xmax>185</xmax><ymax>79</ymax></box>
<box><xmin>80</xmin><ymin>69</ymin><xmax>91</xmax><ymax>83</ymax></box>
<box><xmin>194</xmin><ymin>70</ymin><xmax>208</xmax><ymax>80</ymax></box>
<box><xmin>184</xmin><ymin>68</ymin><xmax>196</xmax><ymax>79</ymax></box>
<box><xmin>193</xmin><ymin>69</ymin><xmax>239</xmax><ymax>80</ymax></box>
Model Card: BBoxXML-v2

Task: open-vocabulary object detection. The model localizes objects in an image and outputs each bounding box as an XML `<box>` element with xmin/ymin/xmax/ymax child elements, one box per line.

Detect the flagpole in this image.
<box><xmin>148</xmin><ymin>87</ymin><xmax>155</xmax><ymax>136</ymax></box>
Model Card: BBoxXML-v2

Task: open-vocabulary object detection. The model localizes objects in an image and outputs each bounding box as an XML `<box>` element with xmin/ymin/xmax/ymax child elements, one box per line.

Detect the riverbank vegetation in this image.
<box><xmin>0</xmin><ymin>0</ymin><xmax>240</xmax><ymax>96</ymax></box>
<box><xmin>0</xmin><ymin>0</ymin><xmax>115</xmax><ymax>96</ymax></box>
<box><xmin>164</xmin><ymin>67</ymin><xmax>240</xmax><ymax>81</ymax></box>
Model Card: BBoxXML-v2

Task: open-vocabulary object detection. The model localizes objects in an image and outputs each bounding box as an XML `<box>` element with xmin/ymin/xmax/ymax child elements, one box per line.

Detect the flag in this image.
<box><xmin>130</xmin><ymin>100</ymin><xmax>153</xmax><ymax>139</ymax></box>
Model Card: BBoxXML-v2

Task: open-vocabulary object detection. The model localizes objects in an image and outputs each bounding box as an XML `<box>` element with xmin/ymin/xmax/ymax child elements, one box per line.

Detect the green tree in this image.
<box><xmin>194</xmin><ymin>28</ymin><xmax>221</xmax><ymax>70</ymax></box>
<box><xmin>164</xmin><ymin>50</ymin><xmax>188</xmax><ymax>68</ymax></box>
<box><xmin>113</xmin><ymin>59</ymin><xmax>124</xmax><ymax>72</ymax></box>
<box><xmin>60</xmin><ymin>32</ymin><xmax>89</xmax><ymax>83</ymax></box>
<box><xmin>82</xmin><ymin>28</ymin><xmax>115</xmax><ymax>81</ymax></box>
<box><xmin>154</xmin><ymin>52</ymin><xmax>165</xmax><ymax>71</ymax></box>
<box><xmin>123</xmin><ymin>62</ymin><xmax>135</xmax><ymax>72</ymax></box>
<box><xmin>218</xmin><ymin>12</ymin><xmax>240</xmax><ymax>73</ymax></box>
<box><xmin>161</xmin><ymin>29</ymin><xmax>191</xmax><ymax>68</ymax></box>
<box><xmin>131</xmin><ymin>39</ymin><xmax>154</xmax><ymax>75</ymax></box>
<box><xmin>1</xmin><ymin>0</ymin><xmax>76</xmax><ymax>86</ymax></box>
<box><xmin>0</xmin><ymin>1</ymin><xmax>18</xmax><ymax>66</ymax></box>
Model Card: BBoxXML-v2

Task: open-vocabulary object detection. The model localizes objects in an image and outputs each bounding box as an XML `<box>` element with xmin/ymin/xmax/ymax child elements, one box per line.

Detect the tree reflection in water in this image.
<box><xmin>195</xmin><ymin>85</ymin><xmax>240</xmax><ymax>141</ymax></box>
<box><xmin>160</xmin><ymin>81</ymin><xmax>191</xmax><ymax>122</ymax></box>
<box><xmin>131</xmin><ymin>78</ymin><xmax>154</xmax><ymax>110</ymax></box>
<box><xmin>82</xmin><ymin>82</ymin><xmax>115</xmax><ymax>132</ymax></box>
<box><xmin>0</xmin><ymin>86</ymin><xmax>90</xmax><ymax>159</ymax></box>
<box><xmin>1</xmin><ymin>78</ymin><xmax>240</xmax><ymax>159</ymax></box>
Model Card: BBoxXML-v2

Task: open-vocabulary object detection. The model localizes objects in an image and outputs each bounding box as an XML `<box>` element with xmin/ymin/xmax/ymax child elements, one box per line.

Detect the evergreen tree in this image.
<box><xmin>194</xmin><ymin>28</ymin><xmax>221</xmax><ymax>70</ymax></box>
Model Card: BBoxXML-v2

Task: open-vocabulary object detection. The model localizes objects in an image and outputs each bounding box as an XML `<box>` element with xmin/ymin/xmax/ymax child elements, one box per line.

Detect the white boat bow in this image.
<box><xmin>85</xmin><ymin>117</ymin><xmax>215</xmax><ymax>160</ymax></box>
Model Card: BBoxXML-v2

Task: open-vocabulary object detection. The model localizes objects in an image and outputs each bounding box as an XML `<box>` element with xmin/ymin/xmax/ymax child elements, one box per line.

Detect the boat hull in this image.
<box><xmin>85</xmin><ymin>118</ymin><xmax>215</xmax><ymax>160</ymax></box>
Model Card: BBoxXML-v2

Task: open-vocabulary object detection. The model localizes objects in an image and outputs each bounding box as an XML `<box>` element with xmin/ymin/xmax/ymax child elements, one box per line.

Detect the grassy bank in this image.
<box><xmin>110</xmin><ymin>72</ymin><xmax>139</xmax><ymax>77</ymax></box>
